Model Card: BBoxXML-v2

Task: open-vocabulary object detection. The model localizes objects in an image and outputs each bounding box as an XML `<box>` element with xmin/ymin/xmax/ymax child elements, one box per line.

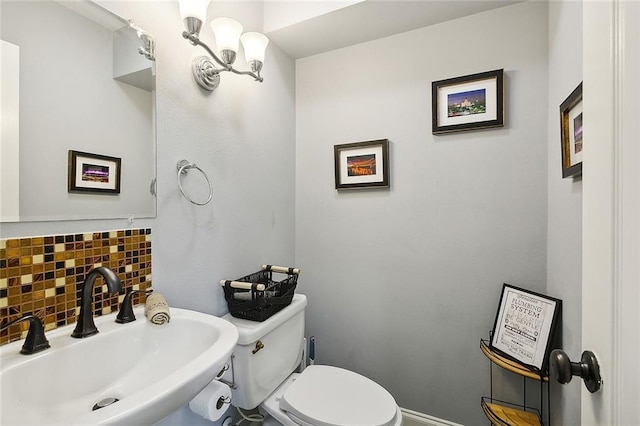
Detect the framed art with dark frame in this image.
<box><xmin>68</xmin><ymin>150</ymin><xmax>121</xmax><ymax>194</ymax></box>
<box><xmin>490</xmin><ymin>283</ymin><xmax>562</xmax><ymax>375</ymax></box>
<box><xmin>334</xmin><ymin>139</ymin><xmax>389</xmax><ymax>190</ymax></box>
<box><xmin>432</xmin><ymin>69</ymin><xmax>504</xmax><ymax>134</ymax></box>
<box><xmin>559</xmin><ymin>82</ymin><xmax>583</xmax><ymax>178</ymax></box>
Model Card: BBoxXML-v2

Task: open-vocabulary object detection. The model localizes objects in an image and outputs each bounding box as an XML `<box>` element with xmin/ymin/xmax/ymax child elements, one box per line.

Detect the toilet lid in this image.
<box><xmin>279</xmin><ymin>365</ymin><xmax>398</xmax><ymax>426</ymax></box>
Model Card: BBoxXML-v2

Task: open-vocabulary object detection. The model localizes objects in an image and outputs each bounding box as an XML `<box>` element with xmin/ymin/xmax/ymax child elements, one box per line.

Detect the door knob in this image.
<box><xmin>549</xmin><ymin>349</ymin><xmax>602</xmax><ymax>393</ymax></box>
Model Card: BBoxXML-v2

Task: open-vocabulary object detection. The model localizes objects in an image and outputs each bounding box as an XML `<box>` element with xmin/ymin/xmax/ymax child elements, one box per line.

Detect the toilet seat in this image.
<box><xmin>279</xmin><ymin>365</ymin><xmax>399</xmax><ymax>426</ymax></box>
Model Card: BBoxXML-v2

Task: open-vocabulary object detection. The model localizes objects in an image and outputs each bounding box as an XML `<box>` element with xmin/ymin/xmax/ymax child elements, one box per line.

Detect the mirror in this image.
<box><xmin>0</xmin><ymin>0</ymin><xmax>156</xmax><ymax>222</ymax></box>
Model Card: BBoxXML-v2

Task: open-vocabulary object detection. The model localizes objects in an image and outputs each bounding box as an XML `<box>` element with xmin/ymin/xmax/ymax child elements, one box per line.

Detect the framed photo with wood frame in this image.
<box><xmin>560</xmin><ymin>82</ymin><xmax>583</xmax><ymax>178</ymax></box>
<box><xmin>432</xmin><ymin>69</ymin><xmax>504</xmax><ymax>134</ymax></box>
<box><xmin>490</xmin><ymin>283</ymin><xmax>562</xmax><ymax>374</ymax></box>
<box><xmin>334</xmin><ymin>139</ymin><xmax>389</xmax><ymax>190</ymax></box>
<box><xmin>68</xmin><ymin>150</ymin><xmax>121</xmax><ymax>194</ymax></box>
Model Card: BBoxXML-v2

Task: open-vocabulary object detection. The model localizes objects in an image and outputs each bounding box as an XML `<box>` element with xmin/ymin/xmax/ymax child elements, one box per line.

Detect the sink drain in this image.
<box><xmin>92</xmin><ymin>397</ymin><xmax>119</xmax><ymax>411</ymax></box>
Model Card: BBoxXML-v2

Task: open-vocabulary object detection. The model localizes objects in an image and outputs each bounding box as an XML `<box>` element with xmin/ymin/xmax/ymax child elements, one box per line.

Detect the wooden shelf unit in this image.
<box><xmin>480</xmin><ymin>339</ymin><xmax>549</xmax><ymax>426</ymax></box>
<box><xmin>482</xmin><ymin>398</ymin><xmax>541</xmax><ymax>426</ymax></box>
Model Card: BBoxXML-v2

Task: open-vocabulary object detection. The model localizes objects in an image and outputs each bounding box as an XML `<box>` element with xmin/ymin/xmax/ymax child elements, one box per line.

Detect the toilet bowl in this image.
<box><xmin>221</xmin><ymin>294</ymin><xmax>402</xmax><ymax>426</ymax></box>
<box><xmin>259</xmin><ymin>366</ymin><xmax>402</xmax><ymax>426</ymax></box>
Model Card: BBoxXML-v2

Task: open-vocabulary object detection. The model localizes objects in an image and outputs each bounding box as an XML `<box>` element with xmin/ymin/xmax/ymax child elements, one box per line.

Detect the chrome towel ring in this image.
<box><xmin>176</xmin><ymin>160</ymin><xmax>213</xmax><ymax>206</ymax></box>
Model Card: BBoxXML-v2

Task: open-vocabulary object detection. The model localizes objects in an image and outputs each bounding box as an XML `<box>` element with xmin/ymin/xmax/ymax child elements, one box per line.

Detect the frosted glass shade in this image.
<box><xmin>210</xmin><ymin>18</ymin><xmax>243</xmax><ymax>53</ymax></box>
<box><xmin>178</xmin><ymin>0</ymin><xmax>210</xmax><ymax>23</ymax></box>
<box><xmin>240</xmin><ymin>32</ymin><xmax>269</xmax><ymax>64</ymax></box>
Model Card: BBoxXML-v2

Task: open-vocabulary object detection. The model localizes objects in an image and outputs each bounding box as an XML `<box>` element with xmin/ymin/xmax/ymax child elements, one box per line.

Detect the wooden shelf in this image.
<box><xmin>481</xmin><ymin>398</ymin><xmax>541</xmax><ymax>426</ymax></box>
<box><xmin>480</xmin><ymin>339</ymin><xmax>548</xmax><ymax>382</ymax></box>
<box><xmin>480</xmin><ymin>338</ymin><xmax>549</xmax><ymax>425</ymax></box>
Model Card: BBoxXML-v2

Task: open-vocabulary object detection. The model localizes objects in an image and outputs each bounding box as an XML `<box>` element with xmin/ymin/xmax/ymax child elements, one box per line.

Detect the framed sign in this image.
<box><xmin>432</xmin><ymin>69</ymin><xmax>504</xmax><ymax>134</ymax></box>
<box><xmin>334</xmin><ymin>139</ymin><xmax>389</xmax><ymax>190</ymax></box>
<box><xmin>490</xmin><ymin>284</ymin><xmax>562</xmax><ymax>374</ymax></box>
<box><xmin>68</xmin><ymin>150</ymin><xmax>121</xmax><ymax>194</ymax></box>
<box><xmin>560</xmin><ymin>82</ymin><xmax>583</xmax><ymax>178</ymax></box>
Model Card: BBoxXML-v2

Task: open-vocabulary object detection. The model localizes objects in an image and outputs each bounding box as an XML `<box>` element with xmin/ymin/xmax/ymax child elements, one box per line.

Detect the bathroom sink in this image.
<box><xmin>0</xmin><ymin>306</ymin><xmax>238</xmax><ymax>425</ymax></box>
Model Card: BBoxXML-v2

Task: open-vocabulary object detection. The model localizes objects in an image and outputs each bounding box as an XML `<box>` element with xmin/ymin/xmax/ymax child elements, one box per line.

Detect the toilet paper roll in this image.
<box><xmin>189</xmin><ymin>380</ymin><xmax>232</xmax><ymax>422</ymax></box>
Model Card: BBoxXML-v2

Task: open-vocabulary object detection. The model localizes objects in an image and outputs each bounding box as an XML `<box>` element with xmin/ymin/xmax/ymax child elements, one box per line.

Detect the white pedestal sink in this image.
<box><xmin>0</xmin><ymin>306</ymin><xmax>238</xmax><ymax>425</ymax></box>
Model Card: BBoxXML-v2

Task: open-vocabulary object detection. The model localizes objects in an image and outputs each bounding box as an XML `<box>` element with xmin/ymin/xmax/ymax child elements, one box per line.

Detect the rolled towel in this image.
<box><xmin>233</xmin><ymin>290</ymin><xmax>278</xmax><ymax>301</ymax></box>
<box><xmin>145</xmin><ymin>292</ymin><xmax>171</xmax><ymax>324</ymax></box>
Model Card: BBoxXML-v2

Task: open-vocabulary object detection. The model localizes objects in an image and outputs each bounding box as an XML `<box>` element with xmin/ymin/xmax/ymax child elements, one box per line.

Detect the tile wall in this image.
<box><xmin>0</xmin><ymin>228</ymin><xmax>152</xmax><ymax>345</ymax></box>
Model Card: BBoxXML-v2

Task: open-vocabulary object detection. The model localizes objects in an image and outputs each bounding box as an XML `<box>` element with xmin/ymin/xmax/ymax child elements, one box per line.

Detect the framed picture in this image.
<box><xmin>560</xmin><ymin>82</ymin><xmax>583</xmax><ymax>178</ymax></box>
<box><xmin>432</xmin><ymin>69</ymin><xmax>504</xmax><ymax>134</ymax></box>
<box><xmin>334</xmin><ymin>139</ymin><xmax>389</xmax><ymax>190</ymax></box>
<box><xmin>490</xmin><ymin>284</ymin><xmax>562</xmax><ymax>374</ymax></box>
<box><xmin>68</xmin><ymin>150</ymin><xmax>121</xmax><ymax>194</ymax></box>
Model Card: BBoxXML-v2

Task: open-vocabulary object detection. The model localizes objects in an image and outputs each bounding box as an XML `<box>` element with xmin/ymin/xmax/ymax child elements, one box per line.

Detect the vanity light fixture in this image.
<box><xmin>178</xmin><ymin>0</ymin><xmax>269</xmax><ymax>91</ymax></box>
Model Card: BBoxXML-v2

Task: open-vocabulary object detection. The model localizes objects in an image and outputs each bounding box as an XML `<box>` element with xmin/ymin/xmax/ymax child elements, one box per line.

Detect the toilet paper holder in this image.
<box><xmin>216</xmin><ymin>395</ymin><xmax>231</xmax><ymax>408</ymax></box>
<box><xmin>218</xmin><ymin>355</ymin><xmax>238</xmax><ymax>390</ymax></box>
<box><xmin>215</xmin><ymin>364</ymin><xmax>232</xmax><ymax>407</ymax></box>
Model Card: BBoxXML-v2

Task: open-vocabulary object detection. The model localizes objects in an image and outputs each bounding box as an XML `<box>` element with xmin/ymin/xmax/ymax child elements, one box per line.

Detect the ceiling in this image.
<box><xmin>265</xmin><ymin>0</ymin><xmax>525</xmax><ymax>59</ymax></box>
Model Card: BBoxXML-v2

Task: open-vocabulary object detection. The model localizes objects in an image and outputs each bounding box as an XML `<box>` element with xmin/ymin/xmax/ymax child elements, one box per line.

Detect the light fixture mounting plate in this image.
<box><xmin>192</xmin><ymin>56</ymin><xmax>220</xmax><ymax>91</ymax></box>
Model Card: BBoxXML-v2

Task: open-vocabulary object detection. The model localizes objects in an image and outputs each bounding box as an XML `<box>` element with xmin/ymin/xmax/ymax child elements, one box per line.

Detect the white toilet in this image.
<box><xmin>221</xmin><ymin>294</ymin><xmax>402</xmax><ymax>426</ymax></box>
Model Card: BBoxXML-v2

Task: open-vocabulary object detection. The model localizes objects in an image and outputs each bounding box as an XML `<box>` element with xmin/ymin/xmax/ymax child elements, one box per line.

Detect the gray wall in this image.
<box><xmin>147</xmin><ymin>2</ymin><xmax>296</xmax><ymax>420</ymax></box>
<box><xmin>547</xmin><ymin>1</ymin><xmax>583</xmax><ymax>424</ymax></box>
<box><xmin>135</xmin><ymin>1</ymin><xmax>296</xmax><ymax>318</ymax></box>
<box><xmin>294</xmin><ymin>2</ymin><xmax>549</xmax><ymax>424</ymax></box>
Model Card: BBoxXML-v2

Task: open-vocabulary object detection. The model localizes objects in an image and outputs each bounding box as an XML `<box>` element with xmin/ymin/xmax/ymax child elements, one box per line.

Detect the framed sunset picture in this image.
<box><xmin>68</xmin><ymin>150</ymin><xmax>121</xmax><ymax>194</ymax></box>
<box><xmin>334</xmin><ymin>139</ymin><xmax>389</xmax><ymax>190</ymax></box>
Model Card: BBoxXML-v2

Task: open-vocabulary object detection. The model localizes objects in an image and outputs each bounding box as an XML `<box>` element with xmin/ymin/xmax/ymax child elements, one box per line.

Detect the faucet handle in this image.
<box><xmin>0</xmin><ymin>314</ymin><xmax>50</xmax><ymax>355</ymax></box>
<box><xmin>116</xmin><ymin>289</ymin><xmax>153</xmax><ymax>324</ymax></box>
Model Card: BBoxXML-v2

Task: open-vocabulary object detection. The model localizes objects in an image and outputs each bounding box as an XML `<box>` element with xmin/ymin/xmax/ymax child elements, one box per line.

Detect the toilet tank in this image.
<box><xmin>221</xmin><ymin>294</ymin><xmax>307</xmax><ymax>409</ymax></box>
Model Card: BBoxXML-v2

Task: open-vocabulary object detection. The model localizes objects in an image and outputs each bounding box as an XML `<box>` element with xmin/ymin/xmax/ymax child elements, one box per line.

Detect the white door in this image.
<box><xmin>582</xmin><ymin>0</ymin><xmax>640</xmax><ymax>424</ymax></box>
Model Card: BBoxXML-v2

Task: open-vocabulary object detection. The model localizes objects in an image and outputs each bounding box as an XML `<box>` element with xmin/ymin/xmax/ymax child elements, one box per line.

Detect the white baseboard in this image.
<box><xmin>400</xmin><ymin>408</ymin><xmax>463</xmax><ymax>426</ymax></box>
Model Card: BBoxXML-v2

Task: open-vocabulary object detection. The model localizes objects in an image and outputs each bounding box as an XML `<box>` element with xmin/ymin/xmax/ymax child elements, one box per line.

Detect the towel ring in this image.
<box><xmin>176</xmin><ymin>160</ymin><xmax>213</xmax><ymax>206</ymax></box>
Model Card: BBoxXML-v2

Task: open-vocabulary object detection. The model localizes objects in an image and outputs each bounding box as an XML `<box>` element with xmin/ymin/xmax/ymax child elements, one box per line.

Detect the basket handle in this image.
<box><xmin>261</xmin><ymin>265</ymin><xmax>300</xmax><ymax>275</ymax></box>
<box><xmin>219</xmin><ymin>280</ymin><xmax>266</xmax><ymax>291</ymax></box>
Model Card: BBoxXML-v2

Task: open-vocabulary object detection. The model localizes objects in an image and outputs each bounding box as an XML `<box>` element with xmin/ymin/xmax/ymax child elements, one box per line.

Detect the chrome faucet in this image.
<box><xmin>71</xmin><ymin>267</ymin><xmax>122</xmax><ymax>338</ymax></box>
<box><xmin>0</xmin><ymin>314</ymin><xmax>50</xmax><ymax>354</ymax></box>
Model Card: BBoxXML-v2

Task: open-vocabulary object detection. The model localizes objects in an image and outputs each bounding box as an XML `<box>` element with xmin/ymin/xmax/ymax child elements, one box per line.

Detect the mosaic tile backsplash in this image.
<box><xmin>0</xmin><ymin>228</ymin><xmax>152</xmax><ymax>346</ymax></box>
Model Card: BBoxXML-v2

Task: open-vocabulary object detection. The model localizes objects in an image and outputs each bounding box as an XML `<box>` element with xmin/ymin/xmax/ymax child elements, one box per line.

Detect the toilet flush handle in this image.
<box><xmin>252</xmin><ymin>340</ymin><xmax>264</xmax><ymax>354</ymax></box>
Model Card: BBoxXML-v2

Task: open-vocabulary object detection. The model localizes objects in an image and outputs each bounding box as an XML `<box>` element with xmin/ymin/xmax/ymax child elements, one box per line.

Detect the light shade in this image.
<box><xmin>178</xmin><ymin>0</ymin><xmax>210</xmax><ymax>23</ymax></box>
<box><xmin>240</xmin><ymin>32</ymin><xmax>269</xmax><ymax>64</ymax></box>
<box><xmin>210</xmin><ymin>17</ymin><xmax>243</xmax><ymax>53</ymax></box>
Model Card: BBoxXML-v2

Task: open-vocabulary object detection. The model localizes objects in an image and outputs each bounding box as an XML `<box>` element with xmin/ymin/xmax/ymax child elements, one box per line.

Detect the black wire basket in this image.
<box><xmin>221</xmin><ymin>265</ymin><xmax>300</xmax><ymax>322</ymax></box>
